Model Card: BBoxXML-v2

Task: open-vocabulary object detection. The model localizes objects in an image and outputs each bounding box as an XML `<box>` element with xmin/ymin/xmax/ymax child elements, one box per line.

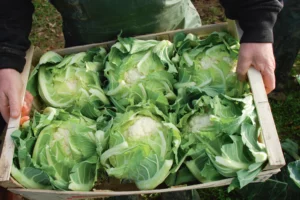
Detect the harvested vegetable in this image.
<box><xmin>11</xmin><ymin>32</ymin><xmax>268</xmax><ymax>192</ymax></box>
<box><xmin>27</xmin><ymin>47</ymin><xmax>110</xmax><ymax>119</ymax></box>
<box><xmin>11</xmin><ymin>107</ymin><xmax>113</xmax><ymax>191</ymax></box>
<box><xmin>105</xmin><ymin>36</ymin><xmax>177</xmax><ymax>114</ymax></box>
<box><xmin>101</xmin><ymin>104</ymin><xmax>181</xmax><ymax>190</ymax></box>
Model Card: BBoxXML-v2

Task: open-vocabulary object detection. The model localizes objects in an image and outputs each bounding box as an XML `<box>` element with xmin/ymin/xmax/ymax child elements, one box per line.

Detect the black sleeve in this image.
<box><xmin>0</xmin><ymin>0</ymin><xmax>34</xmax><ymax>73</ymax></box>
<box><xmin>219</xmin><ymin>0</ymin><xmax>283</xmax><ymax>43</ymax></box>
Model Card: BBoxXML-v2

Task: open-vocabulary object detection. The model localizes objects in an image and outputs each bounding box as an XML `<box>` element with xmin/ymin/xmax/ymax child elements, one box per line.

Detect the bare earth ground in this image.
<box><xmin>192</xmin><ymin>0</ymin><xmax>226</xmax><ymax>24</ymax></box>
<box><xmin>30</xmin><ymin>0</ymin><xmax>64</xmax><ymax>50</ymax></box>
<box><xmin>27</xmin><ymin>0</ymin><xmax>299</xmax><ymax>199</ymax></box>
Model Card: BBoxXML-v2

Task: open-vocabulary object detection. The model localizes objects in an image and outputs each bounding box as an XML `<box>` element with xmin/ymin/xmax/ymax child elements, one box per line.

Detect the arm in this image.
<box><xmin>0</xmin><ymin>0</ymin><xmax>34</xmax><ymax>122</ymax></box>
<box><xmin>219</xmin><ymin>0</ymin><xmax>283</xmax><ymax>93</ymax></box>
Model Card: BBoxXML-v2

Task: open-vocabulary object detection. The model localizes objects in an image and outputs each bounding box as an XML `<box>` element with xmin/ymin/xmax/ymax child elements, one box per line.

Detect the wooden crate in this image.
<box><xmin>0</xmin><ymin>21</ymin><xmax>285</xmax><ymax>200</ymax></box>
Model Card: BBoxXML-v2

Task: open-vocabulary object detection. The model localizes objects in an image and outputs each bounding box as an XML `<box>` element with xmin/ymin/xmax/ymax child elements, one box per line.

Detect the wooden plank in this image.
<box><xmin>226</xmin><ymin>20</ymin><xmax>240</xmax><ymax>40</ymax></box>
<box><xmin>156</xmin><ymin>34</ymin><xmax>170</xmax><ymax>41</ymax></box>
<box><xmin>253</xmin><ymin>169</ymin><xmax>280</xmax><ymax>182</ymax></box>
<box><xmin>0</xmin><ymin>178</ymin><xmax>23</xmax><ymax>189</ymax></box>
<box><xmin>9</xmin><ymin>169</ymin><xmax>280</xmax><ymax>200</ymax></box>
<box><xmin>0</xmin><ymin>126</ymin><xmax>5</xmax><ymax>153</ymax></box>
<box><xmin>54</xmin><ymin>23</ymin><xmax>228</xmax><ymax>56</ymax></box>
<box><xmin>247</xmin><ymin>68</ymin><xmax>285</xmax><ymax>168</ymax></box>
<box><xmin>55</xmin><ymin>43</ymin><xmax>111</xmax><ymax>56</ymax></box>
<box><xmin>0</xmin><ymin>46</ymin><xmax>34</xmax><ymax>184</ymax></box>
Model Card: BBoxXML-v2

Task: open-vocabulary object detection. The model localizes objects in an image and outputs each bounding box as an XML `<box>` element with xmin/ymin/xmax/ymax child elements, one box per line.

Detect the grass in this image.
<box><xmin>270</xmin><ymin>53</ymin><xmax>300</xmax><ymax>142</ymax></box>
<box><xmin>270</xmin><ymin>91</ymin><xmax>300</xmax><ymax>141</ymax></box>
<box><xmin>292</xmin><ymin>53</ymin><xmax>300</xmax><ymax>75</ymax></box>
<box><xmin>28</xmin><ymin>0</ymin><xmax>299</xmax><ymax>199</ymax></box>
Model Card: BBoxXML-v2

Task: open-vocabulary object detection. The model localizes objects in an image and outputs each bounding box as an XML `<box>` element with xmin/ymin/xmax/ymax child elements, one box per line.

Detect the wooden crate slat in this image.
<box><xmin>0</xmin><ymin>178</ymin><xmax>23</xmax><ymax>189</ymax></box>
<box><xmin>54</xmin><ymin>23</ymin><xmax>228</xmax><ymax>56</ymax></box>
<box><xmin>9</xmin><ymin>169</ymin><xmax>280</xmax><ymax>200</ymax></box>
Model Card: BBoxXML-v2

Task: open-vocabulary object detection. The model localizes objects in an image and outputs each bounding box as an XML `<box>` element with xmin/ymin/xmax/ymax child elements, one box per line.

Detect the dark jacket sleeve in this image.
<box><xmin>219</xmin><ymin>0</ymin><xmax>283</xmax><ymax>43</ymax></box>
<box><xmin>0</xmin><ymin>0</ymin><xmax>34</xmax><ymax>73</ymax></box>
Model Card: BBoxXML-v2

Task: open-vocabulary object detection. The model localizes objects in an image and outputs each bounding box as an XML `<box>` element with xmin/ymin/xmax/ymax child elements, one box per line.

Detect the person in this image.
<box><xmin>273</xmin><ymin>0</ymin><xmax>300</xmax><ymax>91</ymax></box>
<box><xmin>0</xmin><ymin>0</ymin><xmax>283</xmax><ymax>129</ymax></box>
<box><xmin>0</xmin><ymin>0</ymin><xmax>283</xmax><ymax>199</ymax></box>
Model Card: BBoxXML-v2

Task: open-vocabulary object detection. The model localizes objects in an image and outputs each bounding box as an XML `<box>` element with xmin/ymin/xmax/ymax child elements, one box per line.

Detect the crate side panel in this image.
<box><xmin>9</xmin><ymin>169</ymin><xmax>280</xmax><ymax>200</ymax></box>
<box><xmin>0</xmin><ymin>178</ymin><xmax>23</xmax><ymax>189</ymax></box>
<box><xmin>53</xmin><ymin>23</ymin><xmax>228</xmax><ymax>56</ymax></box>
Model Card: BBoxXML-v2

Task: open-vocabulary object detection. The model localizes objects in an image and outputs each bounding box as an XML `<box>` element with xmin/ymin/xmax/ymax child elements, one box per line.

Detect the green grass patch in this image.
<box><xmin>270</xmin><ymin>87</ymin><xmax>300</xmax><ymax>142</ymax></box>
<box><xmin>291</xmin><ymin>53</ymin><xmax>300</xmax><ymax>75</ymax></box>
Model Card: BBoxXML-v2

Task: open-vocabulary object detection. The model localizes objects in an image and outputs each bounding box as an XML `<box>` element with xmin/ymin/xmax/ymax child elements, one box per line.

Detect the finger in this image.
<box><xmin>7</xmin><ymin>88</ymin><xmax>21</xmax><ymax>118</ymax></box>
<box><xmin>262</xmin><ymin>68</ymin><xmax>276</xmax><ymax>94</ymax></box>
<box><xmin>0</xmin><ymin>93</ymin><xmax>10</xmax><ymax>122</ymax></box>
<box><xmin>237</xmin><ymin>54</ymin><xmax>252</xmax><ymax>82</ymax></box>
<box><xmin>20</xmin><ymin>116</ymin><xmax>30</xmax><ymax>126</ymax></box>
<box><xmin>25</xmin><ymin>91</ymin><xmax>34</xmax><ymax>102</ymax></box>
<box><xmin>21</xmin><ymin>103</ymin><xmax>29</xmax><ymax>117</ymax></box>
<box><xmin>22</xmin><ymin>102</ymin><xmax>32</xmax><ymax>117</ymax></box>
<box><xmin>24</xmin><ymin>91</ymin><xmax>33</xmax><ymax>112</ymax></box>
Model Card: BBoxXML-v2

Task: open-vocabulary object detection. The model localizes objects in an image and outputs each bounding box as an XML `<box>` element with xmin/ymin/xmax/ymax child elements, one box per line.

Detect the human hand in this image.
<box><xmin>0</xmin><ymin>69</ymin><xmax>23</xmax><ymax>122</ymax></box>
<box><xmin>236</xmin><ymin>43</ymin><xmax>276</xmax><ymax>94</ymax></box>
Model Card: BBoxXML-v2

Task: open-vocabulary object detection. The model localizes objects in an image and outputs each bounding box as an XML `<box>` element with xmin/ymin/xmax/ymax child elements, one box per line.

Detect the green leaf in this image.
<box><xmin>241</xmin><ymin>123</ymin><xmax>267</xmax><ymax>162</ymax></box>
<box><xmin>288</xmin><ymin>160</ymin><xmax>300</xmax><ymax>188</ymax></box>
<box><xmin>237</xmin><ymin>179</ymin><xmax>288</xmax><ymax>200</ymax></box>
<box><xmin>11</xmin><ymin>165</ymin><xmax>52</xmax><ymax>189</ymax></box>
<box><xmin>69</xmin><ymin>156</ymin><xmax>98</xmax><ymax>191</ymax></box>
<box><xmin>165</xmin><ymin>166</ymin><xmax>197</xmax><ymax>186</ymax></box>
<box><xmin>38</xmin><ymin>51</ymin><xmax>63</xmax><ymax>65</ymax></box>
<box><xmin>281</xmin><ymin>139</ymin><xmax>300</xmax><ymax>160</ymax></box>
<box><xmin>185</xmin><ymin>150</ymin><xmax>223</xmax><ymax>183</ymax></box>
<box><xmin>212</xmin><ymin>136</ymin><xmax>251</xmax><ymax>177</ymax></box>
